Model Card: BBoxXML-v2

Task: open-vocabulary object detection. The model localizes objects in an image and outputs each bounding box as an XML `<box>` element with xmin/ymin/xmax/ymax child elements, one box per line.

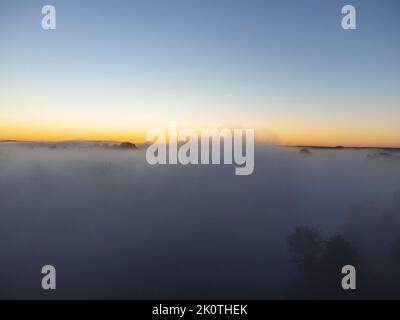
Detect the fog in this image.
<box><xmin>0</xmin><ymin>142</ymin><xmax>400</xmax><ymax>299</ymax></box>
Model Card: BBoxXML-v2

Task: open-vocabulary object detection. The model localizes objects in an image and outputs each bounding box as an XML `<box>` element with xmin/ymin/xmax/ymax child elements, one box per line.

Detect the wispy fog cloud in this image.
<box><xmin>0</xmin><ymin>143</ymin><xmax>400</xmax><ymax>299</ymax></box>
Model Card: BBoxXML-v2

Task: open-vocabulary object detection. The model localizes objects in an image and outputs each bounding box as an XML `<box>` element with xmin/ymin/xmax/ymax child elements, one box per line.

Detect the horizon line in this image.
<box><xmin>1</xmin><ymin>139</ymin><xmax>400</xmax><ymax>150</ymax></box>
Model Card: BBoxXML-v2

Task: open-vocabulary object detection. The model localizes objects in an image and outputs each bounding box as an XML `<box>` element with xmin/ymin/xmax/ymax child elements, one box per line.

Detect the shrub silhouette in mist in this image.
<box><xmin>286</xmin><ymin>227</ymin><xmax>359</xmax><ymax>299</ymax></box>
<box><xmin>287</xmin><ymin>226</ymin><xmax>323</xmax><ymax>274</ymax></box>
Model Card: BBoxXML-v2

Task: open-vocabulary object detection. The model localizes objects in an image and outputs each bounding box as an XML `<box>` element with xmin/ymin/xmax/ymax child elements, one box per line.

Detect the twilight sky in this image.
<box><xmin>0</xmin><ymin>0</ymin><xmax>399</xmax><ymax>146</ymax></box>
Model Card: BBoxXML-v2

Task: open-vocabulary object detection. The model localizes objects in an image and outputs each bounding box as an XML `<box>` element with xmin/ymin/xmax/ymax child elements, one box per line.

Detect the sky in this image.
<box><xmin>0</xmin><ymin>0</ymin><xmax>399</xmax><ymax>146</ymax></box>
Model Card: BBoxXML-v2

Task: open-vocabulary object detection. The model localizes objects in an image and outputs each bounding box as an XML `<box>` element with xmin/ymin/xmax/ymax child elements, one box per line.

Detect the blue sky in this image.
<box><xmin>0</xmin><ymin>0</ymin><xmax>399</xmax><ymax>145</ymax></box>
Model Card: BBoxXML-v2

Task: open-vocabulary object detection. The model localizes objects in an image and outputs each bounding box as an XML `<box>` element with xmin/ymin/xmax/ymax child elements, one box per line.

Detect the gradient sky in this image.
<box><xmin>0</xmin><ymin>0</ymin><xmax>399</xmax><ymax>146</ymax></box>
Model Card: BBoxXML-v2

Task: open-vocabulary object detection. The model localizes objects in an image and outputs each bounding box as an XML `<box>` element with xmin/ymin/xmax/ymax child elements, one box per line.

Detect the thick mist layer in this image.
<box><xmin>0</xmin><ymin>142</ymin><xmax>400</xmax><ymax>299</ymax></box>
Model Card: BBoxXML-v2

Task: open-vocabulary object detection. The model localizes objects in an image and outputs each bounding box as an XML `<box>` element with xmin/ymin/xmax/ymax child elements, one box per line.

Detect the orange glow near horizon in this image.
<box><xmin>0</xmin><ymin>123</ymin><xmax>147</xmax><ymax>143</ymax></box>
<box><xmin>1</xmin><ymin>121</ymin><xmax>399</xmax><ymax>148</ymax></box>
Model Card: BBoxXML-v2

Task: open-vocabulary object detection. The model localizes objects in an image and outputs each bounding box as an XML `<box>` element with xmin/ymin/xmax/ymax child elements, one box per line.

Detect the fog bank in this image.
<box><xmin>0</xmin><ymin>142</ymin><xmax>400</xmax><ymax>299</ymax></box>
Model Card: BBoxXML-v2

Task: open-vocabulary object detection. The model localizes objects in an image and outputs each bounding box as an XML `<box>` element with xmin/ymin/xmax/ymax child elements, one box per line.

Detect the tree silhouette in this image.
<box><xmin>286</xmin><ymin>227</ymin><xmax>360</xmax><ymax>299</ymax></box>
<box><xmin>319</xmin><ymin>233</ymin><xmax>359</xmax><ymax>298</ymax></box>
<box><xmin>321</xmin><ymin>233</ymin><xmax>358</xmax><ymax>268</ymax></box>
<box><xmin>287</xmin><ymin>226</ymin><xmax>323</xmax><ymax>273</ymax></box>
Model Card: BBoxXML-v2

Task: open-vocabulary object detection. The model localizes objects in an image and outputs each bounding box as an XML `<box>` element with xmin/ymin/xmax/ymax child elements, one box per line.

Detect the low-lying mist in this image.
<box><xmin>0</xmin><ymin>142</ymin><xmax>400</xmax><ymax>299</ymax></box>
